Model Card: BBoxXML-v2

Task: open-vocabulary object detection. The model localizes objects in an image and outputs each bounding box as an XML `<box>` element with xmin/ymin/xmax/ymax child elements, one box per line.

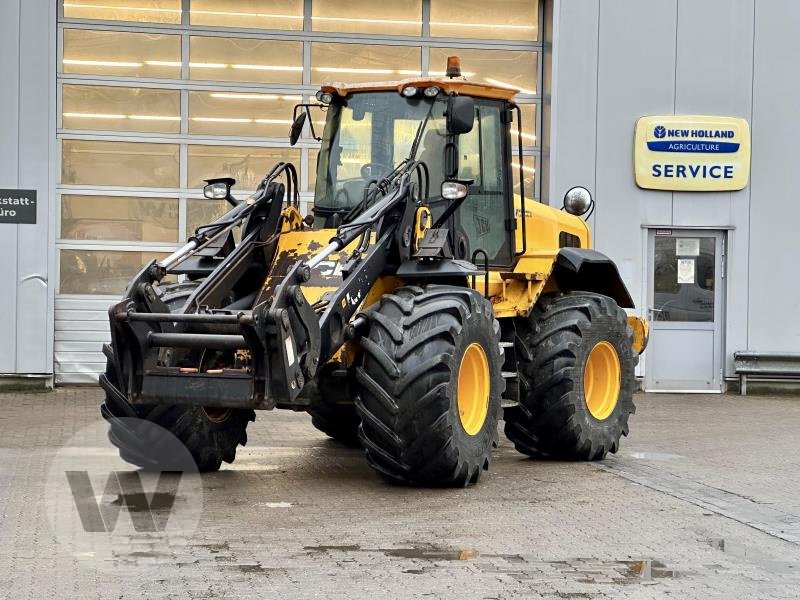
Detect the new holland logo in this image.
<box><xmin>647</xmin><ymin>124</ymin><xmax>740</xmax><ymax>155</ymax></box>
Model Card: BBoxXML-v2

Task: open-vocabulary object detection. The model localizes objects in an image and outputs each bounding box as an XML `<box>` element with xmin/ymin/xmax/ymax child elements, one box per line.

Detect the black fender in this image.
<box><xmin>552</xmin><ymin>248</ymin><xmax>635</xmax><ymax>308</ymax></box>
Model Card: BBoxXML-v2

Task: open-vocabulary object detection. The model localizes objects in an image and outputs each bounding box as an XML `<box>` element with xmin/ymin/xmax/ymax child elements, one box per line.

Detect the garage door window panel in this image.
<box><xmin>190</xmin><ymin>0</ymin><xmax>304</xmax><ymax>31</ymax></box>
<box><xmin>430</xmin><ymin>0</ymin><xmax>539</xmax><ymax>41</ymax></box>
<box><xmin>61</xmin><ymin>140</ymin><xmax>180</xmax><ymax>188</ymax></box>
<box><xmin>311</xmin><ymin>43</ymin><xmax>421</xmax><ymax>84</ymax></box>
<box><xmin>188</xmin><ymin>145</ymin><xmax>300</xmax><ymax>190</ymax></box>
<box><xmin>62</xmin><ymin>85</ymin><xmax>181</xmax><ymax>134</ymax></box>
<box><xmin>430</xmin><ymin>47</ymin><xmax>537</xmax><ymax>94</ymax></box>
<box><xmin>312</xmin><ymin>0</ymin><xmax>421</xmax><ymax>36</ymax></box>
<box><xmin>189</xmin><ymin>36</ymin><xmax>303</xmax><ymax>85</ymax></box>
<box><xmin>63</xmin><ymin>29</ymin><xmax>182</xmax><ymax>79</ymax></box>
<box><xmin>61</xmin><ymin>195</ymin><xmax>179</xmax><ymax>243</ymax></box>
<box><xmin>189</xmin><ymin>91</ymin><xmax>301</xmax><ymax>138</ymax></box>
<box><xmin>63</xmin><ymin>0</ymin><xmax>182</xmax><ymax>24</ymax></box>
<box><xmin>60</xmin><ymin>250</ymin><xmax>170</xmax><ymax>295</ymax></box>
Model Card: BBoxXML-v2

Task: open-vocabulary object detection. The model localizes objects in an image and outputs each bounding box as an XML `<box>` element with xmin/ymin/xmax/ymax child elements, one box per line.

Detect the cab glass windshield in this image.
<box><xmin>314</xmin><ymin>92</ymin><xmax>447</xmax><ymax>212</ymax></box>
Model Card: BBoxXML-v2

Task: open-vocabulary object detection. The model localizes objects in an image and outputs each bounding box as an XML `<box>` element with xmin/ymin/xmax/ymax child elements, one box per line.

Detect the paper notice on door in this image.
<box><xmin>676</xmin><ymin>238</ymin><xmax>700</xmax><ymax>256</ymax></box>
<box><xmin>677</xmin><ymin>258</ymin><xmax>695</xmax><ymax>284</ymax></box>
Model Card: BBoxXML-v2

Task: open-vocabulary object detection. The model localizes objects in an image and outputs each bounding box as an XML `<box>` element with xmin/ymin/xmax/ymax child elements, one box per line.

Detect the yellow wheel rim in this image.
<box><xmin>583</xmin><ymin>341</ymin><xmax>621</xmax><ymax>421</ymax></box>
<box><xmin>457</xmin><ymin>343</ymin><xmax>491</xmax><ymax>436</ymax></box>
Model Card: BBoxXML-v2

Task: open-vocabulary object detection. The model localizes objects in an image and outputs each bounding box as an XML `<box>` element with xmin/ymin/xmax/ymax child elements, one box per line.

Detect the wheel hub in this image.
<box><xmin>457</xmin><ymin>343</ymin><xmax>490</xmax><ymax>435</ymax></box>
<box><xmin>584</xmin><ymin>341</ymin><xmax>621</xmax><ymax>420</ymax></box>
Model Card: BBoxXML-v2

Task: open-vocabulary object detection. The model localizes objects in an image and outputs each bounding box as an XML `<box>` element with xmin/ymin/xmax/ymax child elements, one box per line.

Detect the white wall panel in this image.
<box><xmin>0</xmin><ymin>0</ymin><xmax>55</xmax><ymax>375</ymax></box>
<box><xmin>748</xmin><ymin>1</ymin><xmax>800</xmax><ymax>352</ymax></box>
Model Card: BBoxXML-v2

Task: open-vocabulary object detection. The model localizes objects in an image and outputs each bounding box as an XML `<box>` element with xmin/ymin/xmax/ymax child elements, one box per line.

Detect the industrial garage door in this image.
<box><xmin>55</xmin><ymin>0</ymin><xmax>543</xmax><ymax>382</ymax></box>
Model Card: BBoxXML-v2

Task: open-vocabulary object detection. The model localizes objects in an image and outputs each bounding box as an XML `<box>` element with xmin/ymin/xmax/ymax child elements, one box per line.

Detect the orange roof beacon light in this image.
<box><xmin>446</xmin><ymin>55</ymin><xmax>462</xmax><ymax>78</ymax></box>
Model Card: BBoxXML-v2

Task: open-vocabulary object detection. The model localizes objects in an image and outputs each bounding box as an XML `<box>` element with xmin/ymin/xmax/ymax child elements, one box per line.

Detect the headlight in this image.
<box><xmin>424</xmin><ymin>86</ymin><xmax>441</xmax><ymax>97</ymax></box>
<box><xmin>441</xmin><ymin>181</ymin><xmax>469</xmax><ymax>200</ymax></box>
<box><xmin>402</xmin><ymin>86</ymin><xmax>419</xmax><ymax>98</ymax></box>
<box><xmin>204</xmin><ymin>182</ymin><xmax>229</xmax><ymax>199</ymax></box>
<box><xmin>563</xmin><ymin>186</ymin><xmax>593</xmax><ymax>216</ymax></box>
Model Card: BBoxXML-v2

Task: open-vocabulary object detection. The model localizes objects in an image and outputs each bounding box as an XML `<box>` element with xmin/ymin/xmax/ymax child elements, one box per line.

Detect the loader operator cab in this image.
<box><xmin>304</xmin><ymin>73</ymin><xmax>517</xmax><ymax>268</ymax></box>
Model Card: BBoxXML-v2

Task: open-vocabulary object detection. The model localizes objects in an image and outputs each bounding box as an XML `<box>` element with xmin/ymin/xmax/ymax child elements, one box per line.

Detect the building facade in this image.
<box><xmin>0</xmin><ymin>0</ymin><xmax>796</xmax><ymax>391</ymax></box>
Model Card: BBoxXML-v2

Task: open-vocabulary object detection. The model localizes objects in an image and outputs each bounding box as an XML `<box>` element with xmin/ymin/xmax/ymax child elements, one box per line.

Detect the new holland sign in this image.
<box><xmin>634</xmin><ymin>115</ymin><xmax>751</xmax><ymax>191</ymax></box>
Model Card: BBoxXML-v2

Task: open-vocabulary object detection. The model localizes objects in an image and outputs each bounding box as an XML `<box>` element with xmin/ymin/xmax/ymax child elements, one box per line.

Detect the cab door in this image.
<box><xmin>450</xmin><ymin>100</ymin><xmax>514</xmax><ymax>269</ymax></box>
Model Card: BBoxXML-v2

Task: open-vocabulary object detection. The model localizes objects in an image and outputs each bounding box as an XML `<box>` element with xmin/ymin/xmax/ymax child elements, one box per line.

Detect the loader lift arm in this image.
<box><xmin>109</xmin><ymin>162</ymin><xmax>420</xmax><ymax>411</ymax></box>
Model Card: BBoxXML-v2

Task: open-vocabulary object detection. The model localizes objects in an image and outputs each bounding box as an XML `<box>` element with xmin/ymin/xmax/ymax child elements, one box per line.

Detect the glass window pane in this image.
<box><xmin>311</xmin><ymin>43</ymin><xmax>421</xmax><ymax>84</ymax></box>
<box><xmin>189</xmin><ymin>91</ymin><xmax>301</xmax><ymax>138</ymax></box>
<box><xmin>308</xmin><ymin>148</ymin><xmax>319</xmax><ymax>192</ymax></box>
<box><xmin>190</xmin><ymin>0</ymin><xmax>303</xmax><ymax>30</ymax></box>
<box><xmin>189</xmin><ymin>36</ymin><xmax>303</xmax><ymax>84</ymax></box>
<box><xmin>312</xmin><ymin>0</ymin><xmax>421</xmax><ymax>36</ymax></box>
<box><xmin>515</xmin><ymin>104</ymin><xmax>537</xmax><ymax>147</ymax></box>
<box><xmin>63</xmin><ymin>29</ymin><xmax>181</xmax><ymax>79</ymax></box>
<box><xmin>61</xmin><ymin>140</ymin><xmax>180</xmax><ymax>188</ymax></box>
<box><xmin>63</xmin><ymin>0</ymin><xmax>182</xmax><ymax>24</ymax></box>
<box><xmin>430</xmin><ymin>47</ymin><xmax>537</xmax><ymax>95</ymax></box>
<box><xmin>653</xmin><ymin>237</ymin><xmax>715</xmax><ymax>322</ymax></box>
<box><xmin>455</xmin><ymin>101</ymin><xmax>512</xmax><ymax>266</ymax></box>
<box><xmin>430</xmin><ymin>0</ymin><xmax>539</xmax><ymax>41</ymax></box>
<box><xmin>61</xmin><ymin>195</ymin><xmax>179</xmax><ymax>242</ymax></box>
<box><xmin>187</xmin><ymin>199</ymin><xmax>230</xmax><ymax>236</ymax></box>
<box><xmin>512</xmin><ymin>155</ymin><xmax>536</xmax><ymax>201</ymax></box>
<box><xmin>187</xmin><ymin>145</ymin><xmax>300</xmax><ymax>190</ymax></box>
<box><xmin>62</xmin><ymin>85</ymin><xmax>181</xmax><ymax>134</ymax></box>
<box><xmin>60</xmin><ymin>250</ymin><xmax>168</xmax><ymax>295</ymax></box>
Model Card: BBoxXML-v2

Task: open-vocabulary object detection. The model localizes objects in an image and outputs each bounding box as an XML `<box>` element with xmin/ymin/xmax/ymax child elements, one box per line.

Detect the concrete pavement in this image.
<box><xmin>1</xmin><ymin>388</ymin><xmax>799</xmax><ymax>598</ymax></box>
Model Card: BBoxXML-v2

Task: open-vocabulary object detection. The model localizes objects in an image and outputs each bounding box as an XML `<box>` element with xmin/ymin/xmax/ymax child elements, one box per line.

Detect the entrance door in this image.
<box><xmin>644</xmin><ymin>230</ymin><xmax>725</xmax><ymax>392</ymax></box>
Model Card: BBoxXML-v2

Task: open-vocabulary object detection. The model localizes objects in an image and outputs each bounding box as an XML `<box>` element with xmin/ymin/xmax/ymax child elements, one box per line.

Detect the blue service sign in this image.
<box><xmin>0</xmin><ymin>189</ymin><xmax>37</xmax><ymax>224</ymax></box>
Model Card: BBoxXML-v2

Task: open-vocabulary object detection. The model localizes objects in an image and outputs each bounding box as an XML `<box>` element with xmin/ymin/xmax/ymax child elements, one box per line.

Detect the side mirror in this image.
<box><xmin>289</xmin><ymin>111</ymin><xmax>307</xmax><ymax>146</ymax></box>
<box><xmin>563</xmin><ymin>186</ymin><xmax>594</xmax><ymax>216</ymax></box>
<box><xmin>446</xmin><ymin>96</ymin><xmax>475</xmax><ymax>135</ymax></box>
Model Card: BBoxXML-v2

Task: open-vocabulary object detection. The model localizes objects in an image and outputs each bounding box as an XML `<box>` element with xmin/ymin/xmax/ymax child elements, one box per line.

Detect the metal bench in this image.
<box><xmin>733</xmin><ymin>351</ymin><xmax>800</xmax><ymax>395</ymax></box>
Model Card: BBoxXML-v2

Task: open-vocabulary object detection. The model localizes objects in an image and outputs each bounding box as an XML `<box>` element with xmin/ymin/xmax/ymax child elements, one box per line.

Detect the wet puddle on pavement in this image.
<box><xmin>705</xmin><ymin>537</ymin><xmax>798</xmax><ymax>575</ymax></box>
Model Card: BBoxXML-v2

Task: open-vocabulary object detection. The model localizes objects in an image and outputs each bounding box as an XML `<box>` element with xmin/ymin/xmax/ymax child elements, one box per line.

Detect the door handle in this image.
<box><xmin>648</xmin><ymin>308</ymin><xmax>664</xmax><ymax>318</ymax></box>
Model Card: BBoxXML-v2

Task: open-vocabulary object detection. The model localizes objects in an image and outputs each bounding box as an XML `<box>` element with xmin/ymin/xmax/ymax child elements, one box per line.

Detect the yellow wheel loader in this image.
<box><xmin>100</xmin><ymin>58</ymin><xmax>648</xmax><ymax>485</ymax></box>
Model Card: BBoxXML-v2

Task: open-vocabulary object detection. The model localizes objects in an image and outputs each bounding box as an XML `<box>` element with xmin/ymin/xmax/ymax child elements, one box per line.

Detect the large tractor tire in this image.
<box><xmin>504</xmin><ymin>292</ymin><xmax>637</xmax><ymax>460</ymax></box>
<box><xmin>100</xmin><ymin>281</ymin><xmax>255</xmax><ymax>472</ymax></box>
<box><xmin>305</xmin><ymin>366</ymin><xmax>361</xmax><ymax>447</ymax></box>
<box><xmin>355</xmin><ymin>285</ymin><xmax>504</xmax><ymax>486</ymax></box>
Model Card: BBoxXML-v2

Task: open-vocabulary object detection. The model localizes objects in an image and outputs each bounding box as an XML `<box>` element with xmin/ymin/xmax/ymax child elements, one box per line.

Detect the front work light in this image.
<box><xmin>315</xmin><ymin>90</ymin><xmax>333</xmax><ymax>104</ymax></box>
<box><xmin>204</xmin><ymin>181</ymin><xmax>230</xmax><ymax>199</ymax></box>
<box><xmin>402</xmin><ymin>86</ymin><xmax>419</xmax><ymax>98</ymax></box>
<box><xmin>441</xmin><ymin>181</ymin><xmax>469</xmax><ymax>200</ymax></box>
<box><xmin>424</xmin><ymin>86</ymin><xmax>441</xmax><ymax>97</ymax></box>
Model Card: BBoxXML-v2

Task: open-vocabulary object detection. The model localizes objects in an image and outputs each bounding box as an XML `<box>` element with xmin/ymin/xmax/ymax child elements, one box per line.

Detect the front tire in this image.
<box><xmin>305</xmin><ymin>365</ymin><xmax>361</xmax><ymax>447</ymax></box>
<box><xmin>100</xmin><ymin>281</ymin><xmax>255</xmax><ymax>472</ymax></box>
<box><xmin>504</xmin><ymin>292</ymin><xmax>637</xmax><ymax>460</ymax></box>
<box><xmin>355</xmin><ymin>285</ymin><xmax>504</xmax><ymax>486</ymax></box>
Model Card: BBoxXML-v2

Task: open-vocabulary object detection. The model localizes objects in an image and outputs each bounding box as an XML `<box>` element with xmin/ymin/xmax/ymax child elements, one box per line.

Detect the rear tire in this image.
<box><xmin>100</xmin><ymin>281</ymin><xmax>255</xmax><ymax>472</ymax></box>
<box><xmin>504</xmin><ymin>292</ymin><xmax>636</xmax><ymax>460</ymax></box>
<box><xmin>355</xmin><ymin>285</ymin><xmax>504</xmax><ymax>486</ymax></box>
